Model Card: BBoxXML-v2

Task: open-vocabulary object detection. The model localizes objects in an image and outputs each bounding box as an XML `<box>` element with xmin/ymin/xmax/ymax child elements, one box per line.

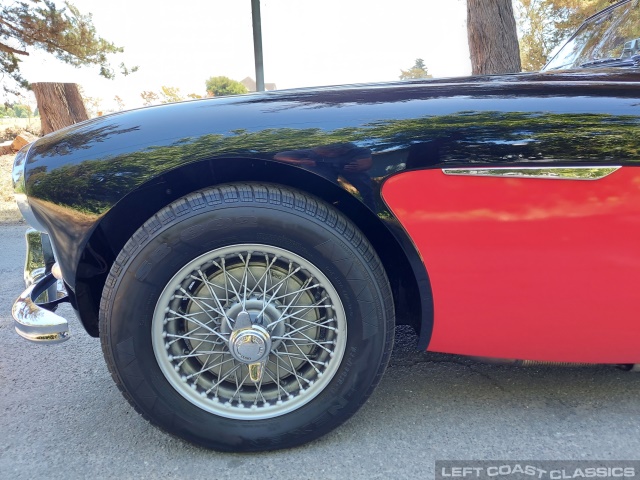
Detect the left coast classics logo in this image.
<box><xmin>435</xmin><ymin>461</ymin><xmax>639</xmax><ymax>480</ymax></box>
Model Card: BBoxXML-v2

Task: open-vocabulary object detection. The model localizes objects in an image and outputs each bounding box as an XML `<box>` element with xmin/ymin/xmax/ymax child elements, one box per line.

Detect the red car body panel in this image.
<box><xmin>382</xmin><ymin>167</ymin><xmax>640</xmax><ymax>363</ymax></box>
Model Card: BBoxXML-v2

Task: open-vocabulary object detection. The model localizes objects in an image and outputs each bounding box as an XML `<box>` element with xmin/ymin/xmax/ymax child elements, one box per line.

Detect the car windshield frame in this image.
<box><xmin>543</xmin><ymin>0</ymin><xmax>639</xmax><ymax>71</ymax></box>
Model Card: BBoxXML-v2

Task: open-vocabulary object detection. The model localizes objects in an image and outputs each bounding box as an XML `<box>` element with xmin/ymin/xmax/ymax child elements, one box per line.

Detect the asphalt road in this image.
<box><xmin>2</xmin><ymin>223</ymin><xmax>640</xmax><ymax>480</ymax></box>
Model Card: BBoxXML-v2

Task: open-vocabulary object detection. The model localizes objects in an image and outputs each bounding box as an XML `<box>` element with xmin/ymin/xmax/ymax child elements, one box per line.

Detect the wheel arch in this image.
<box><xmin>74</xmin><ymin>157</ymin><xmax>433</xmax><ymax>348</ymax></box>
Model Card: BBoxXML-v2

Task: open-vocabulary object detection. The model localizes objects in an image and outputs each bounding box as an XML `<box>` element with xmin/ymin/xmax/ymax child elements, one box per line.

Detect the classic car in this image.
<box><xmin>11</xmin><ymin>0</ymin><xmax>640</xmax><ymax>451</ymax></box>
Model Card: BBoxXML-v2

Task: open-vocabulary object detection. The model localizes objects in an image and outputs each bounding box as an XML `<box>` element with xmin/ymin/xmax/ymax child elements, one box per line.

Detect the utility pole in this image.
<box><xmin>251</xmin><ymin>0</ymin><xmax>265</xmax><ymax>92</ymax></box>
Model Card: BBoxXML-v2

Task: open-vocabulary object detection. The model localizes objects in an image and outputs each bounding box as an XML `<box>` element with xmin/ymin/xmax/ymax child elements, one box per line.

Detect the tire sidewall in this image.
<box><xmin>103</xmin><ymin>191</ymin><xmax>389</xmax><ymax>450</ymax></box>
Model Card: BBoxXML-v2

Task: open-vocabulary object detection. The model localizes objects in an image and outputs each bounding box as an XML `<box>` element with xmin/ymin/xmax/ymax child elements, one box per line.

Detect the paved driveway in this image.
<box><xmin>1</xmin><ymin>224</ymin><xmax>640</xmax><ymax>480</ymax></box>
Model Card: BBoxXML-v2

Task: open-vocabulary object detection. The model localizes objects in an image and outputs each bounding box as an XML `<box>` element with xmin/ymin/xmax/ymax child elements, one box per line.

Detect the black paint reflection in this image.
<box><xmin>30</xmin><ymin>119</ymin><xmax>140</xmax><ymax>159</ymax></box>
<box><xmin>16</xmin><ymin>69</ymin><xmax>639</xmax><ymax>243</ymax></box>
<box><xmin>24</xmin><ymin>108</ymin><xmax>640</xmax><ymax>218</ymax></box>
<box><xmin>274</xmin><ymin>143</ymin><xmax>375</xmax><ymax>209</ymax></box>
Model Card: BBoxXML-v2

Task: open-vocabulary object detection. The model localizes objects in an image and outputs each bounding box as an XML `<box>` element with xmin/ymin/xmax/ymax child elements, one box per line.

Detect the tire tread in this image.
<box><xmin>100</xmin><ymin>182</ymin><xmax>394</xmax><ymax>450</ymax></box>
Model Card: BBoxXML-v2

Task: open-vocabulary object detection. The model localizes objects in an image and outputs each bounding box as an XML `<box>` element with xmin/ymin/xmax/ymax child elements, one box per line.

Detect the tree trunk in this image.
<box><xmin>31</xmin><ymin>82</ymin><xmax>89</xmax><ymax>135</ymax></box>
<box><xmin>467</xmin><ymin>0</ymin><xmax>522</xmax><ymax>75</ymax></box>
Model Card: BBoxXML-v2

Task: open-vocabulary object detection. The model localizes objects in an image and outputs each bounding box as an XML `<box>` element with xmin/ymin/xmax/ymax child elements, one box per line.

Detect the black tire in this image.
<box><xmin>99</xmin><ymin>183</ymin><xmax>394</xmax><ymax>451</ymax></box>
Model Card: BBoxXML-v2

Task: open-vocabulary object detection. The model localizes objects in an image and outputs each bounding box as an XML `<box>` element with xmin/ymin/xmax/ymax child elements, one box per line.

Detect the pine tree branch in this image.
<box><xmin>0</xmin><ymin>41</ymin><xmax>29</xmax><ymax>56</ymax></box>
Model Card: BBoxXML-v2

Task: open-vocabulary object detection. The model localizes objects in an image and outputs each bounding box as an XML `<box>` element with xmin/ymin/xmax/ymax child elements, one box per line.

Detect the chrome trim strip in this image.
<box><xmin>442</xmin><ymin>166</ymin><xmax>621</xmax><ymax>180</ymax></box>
<box><xmin>12</xmin><ymin>273</ymin><xmax>70</xmax><ymax>344</ymax></box>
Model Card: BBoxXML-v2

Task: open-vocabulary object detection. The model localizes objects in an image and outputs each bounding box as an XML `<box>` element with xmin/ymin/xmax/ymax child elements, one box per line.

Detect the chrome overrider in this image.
<box><xmin>12</xmin><ymin>228</ymin><xmax>70</xmax><ymax>344</ymax></box>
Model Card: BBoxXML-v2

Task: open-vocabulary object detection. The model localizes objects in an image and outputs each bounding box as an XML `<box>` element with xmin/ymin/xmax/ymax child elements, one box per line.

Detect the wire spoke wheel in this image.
<box><xmin>101</xmin><ymin>184</ymin><xmax>393</xmax><ymax>450</ymax></box>
<box><xmin>152</xmin><ymin>244</ymin><xmax>347</xmax><ymax>420</ymax></box>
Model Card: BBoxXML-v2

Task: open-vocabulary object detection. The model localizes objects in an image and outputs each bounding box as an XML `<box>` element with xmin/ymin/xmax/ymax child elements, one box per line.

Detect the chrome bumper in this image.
<box><xmin>13</xmin><ymin>273</ymin><xmax>70</xmax><ymax>343</ymax></box>
<box><xmin>12</xmin><ymin>229</ymin><xmax>70</xmax><ymax>344</ymax></box>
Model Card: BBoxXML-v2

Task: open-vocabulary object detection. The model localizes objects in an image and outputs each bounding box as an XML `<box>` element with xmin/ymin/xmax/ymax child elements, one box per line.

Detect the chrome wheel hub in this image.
<box><xmin>151</xmin><ymin>244</ymin><xmax>347</xmax><ymax>420</ymax></box>
<box><xmin>228</xmin><ymin>326</ymin><xmax>271</xmax><ymax>363</ymax></box>
<box><xmin>222</xmin><ymin>299</ymin><xmax>285</xmax><ymax>345</ymax></box>
<box><xmin>228</xmin><ymin>318</ymin><xmax>271</xmax><ymax>364</ymax></box>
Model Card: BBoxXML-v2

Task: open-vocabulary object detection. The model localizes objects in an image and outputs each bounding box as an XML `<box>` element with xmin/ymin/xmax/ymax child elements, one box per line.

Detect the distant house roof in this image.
<box><xmin>241</xmin><ymin>77</ymin><xmax>277</xmax><ymax>92</ymax></box>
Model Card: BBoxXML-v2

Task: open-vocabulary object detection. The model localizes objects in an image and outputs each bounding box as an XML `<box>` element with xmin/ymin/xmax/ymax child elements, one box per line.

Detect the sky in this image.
<box><xmin>18</xmin><ymin>0</ymin><xmax>471</xmax><ymax>111</ymax></box>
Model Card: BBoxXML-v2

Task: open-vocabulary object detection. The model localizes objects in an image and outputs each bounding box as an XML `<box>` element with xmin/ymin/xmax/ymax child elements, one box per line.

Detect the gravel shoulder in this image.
<box><xmin>0</xmin><ymin>154</ymin><xmax>24</xmax><ymax>224</ymax></box>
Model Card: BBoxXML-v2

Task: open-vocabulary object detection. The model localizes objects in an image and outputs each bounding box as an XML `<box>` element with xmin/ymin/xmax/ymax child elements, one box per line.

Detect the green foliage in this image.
<box><xmin>399</xmin><ymin>58</ymin><xmax>432</xmax><ymax>80</ymax></box>
<box><xmin>159</xmin><ymin>86</ymin><xmax>184</xmax><ymax>104</ymax></box>
<box><xmin>0</xmin><ymin>105</ymin><xmax>15</xmax><ymax>117</ymax></box>
<box><xmin>139</xmin><ymin>87</ymin><xmax>200</xmax><ymax>107</ymax></box>
<box><xmin>205</xmin><ymin>76</ymin><xmax>248</xmax><ymax>97</ymax></box>
<box><xmin>113</xmin><ymin>95</ymin><xmax>125</xmax><ymax>111</ymax></box>
<box><xmin>0</xmin><ymin>0</ymin><xmax>137</xmax><ymax>96</ymax></box>
<box><xmin>0</xmin><ymin>102</ymin><xmax>32</xmax><ymax>117</ymax></box>
<box><xmin>518</xmin><ymin>0</ymin><xmax>614</xmax><ymax>71</ymax></box>
<box><xmin>140</xmin><ymin>90</ymin><xmax>159</xmax><ymax>106</ymax></box>
<box><xmin>12</xmin><ymin>104</ymin><xmax>32</xmax><ymax>118</ymax></box>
